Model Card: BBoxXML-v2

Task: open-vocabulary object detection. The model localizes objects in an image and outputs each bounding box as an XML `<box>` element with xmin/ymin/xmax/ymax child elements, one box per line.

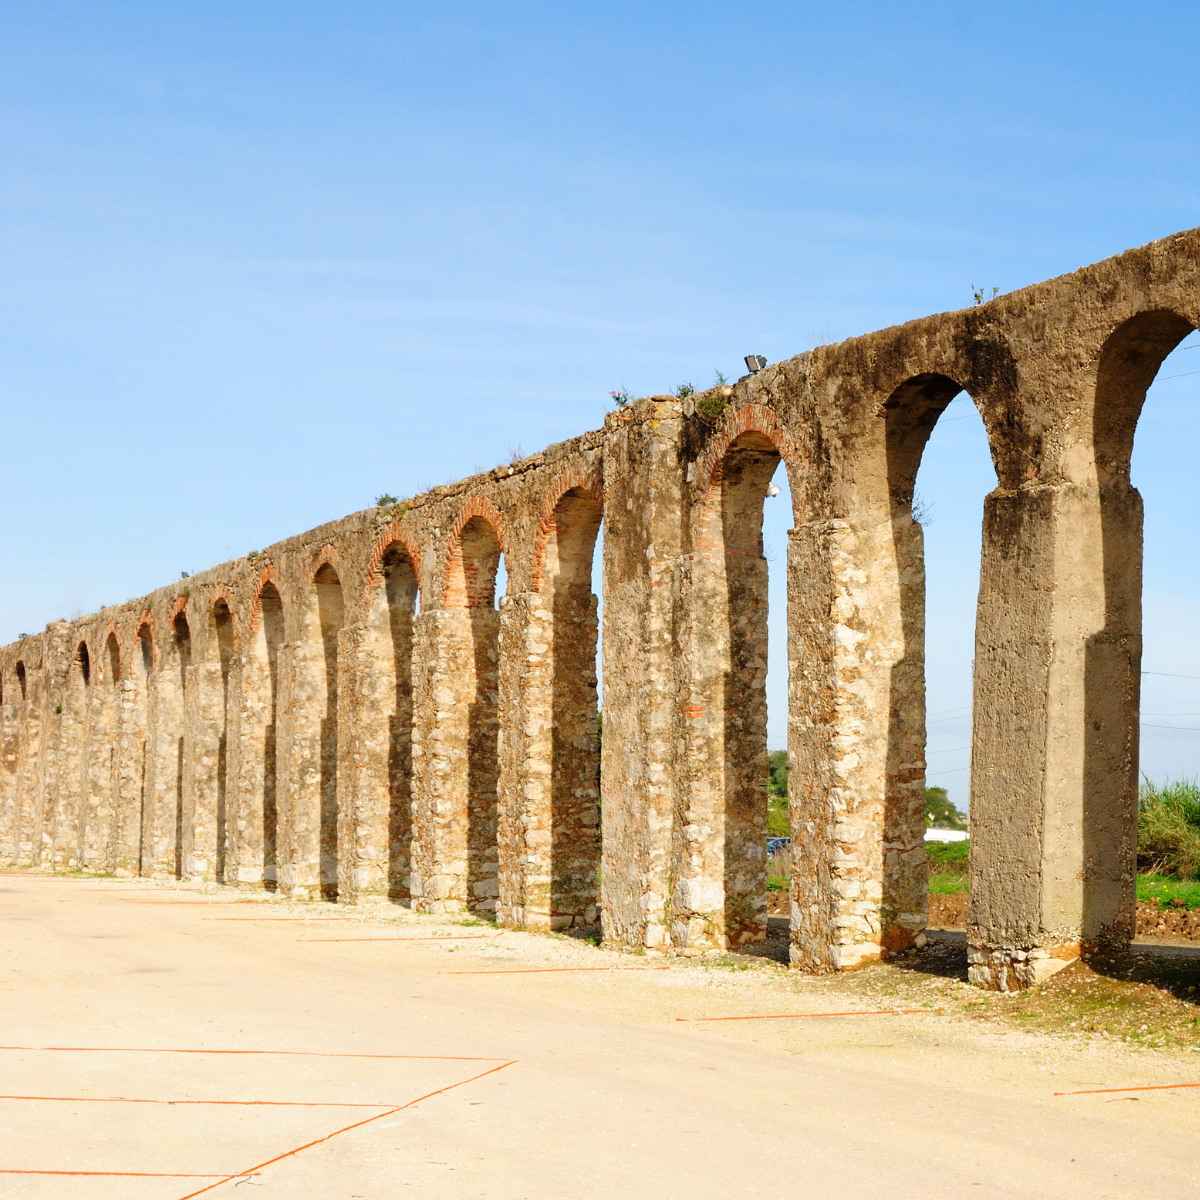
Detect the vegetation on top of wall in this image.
<box><xmin>1138</xmin><ymin>776</ymin><xmax>1200</xmax><ymax>879</ymax></box>
<box><xmin>374</xmin><ymin>493</ymin><xmax>399</xmax><ymax>508</ymax></box>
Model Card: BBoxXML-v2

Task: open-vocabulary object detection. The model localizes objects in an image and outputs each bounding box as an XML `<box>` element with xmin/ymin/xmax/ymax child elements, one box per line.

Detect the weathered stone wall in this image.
<box><xmin>4</xmin><ymin>228</ymin><xmax>1200</xmax><ymax>989</ymax></box>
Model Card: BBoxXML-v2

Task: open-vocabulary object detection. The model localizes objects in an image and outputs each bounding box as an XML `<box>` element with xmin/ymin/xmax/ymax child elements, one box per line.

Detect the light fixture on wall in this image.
<box><xmin>744</xmin><ymin>354</ymin><xmax>767</xmax><ymax>373</ymax></box>
<box><xmin>766</xmin><ymin>484</ymin><xmax>781</xmax><ymax>497</ymax></box>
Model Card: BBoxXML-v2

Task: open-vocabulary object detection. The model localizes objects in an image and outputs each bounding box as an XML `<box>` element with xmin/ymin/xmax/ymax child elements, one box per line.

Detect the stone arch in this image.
<box><xmin>443</xmin><ymin>498</ymin><xmax>507</xmax><ymax>608</ymax></box>
<box><xmin>239</xmin><ymin>577</ymin><xmax>284</xmax><ymax>889</ymax></box>
<box><xmin>302</xmin><ymin>560</ymin><xmax>344</xmax><ymax>900</ymax></box>
<box><xmin>207</xmin><ymin>593</ymin><xmax>236</xmax><ymax>881</ymax></box>
<box><xmin>72</xmin><ymin>640</ymin><xmax>91</xmax><ymax>687</ymax></box>
<box><xmin>693</xmin><ymin>405</ymin><xmax>804</xmax><ymax>524</ymax></box>
<box><xmin>248</xmin><ymin>566</ymin><xmax>279</xmax><ymax>637</ymax></box>
<box><xmin>1002</xmin><ymin>305</ymin><xmax>1200</xmax><ymax>965</ymax></box>
<box><xmin>361</xmin><ymin>535</ymin><xmax>420</xmax><ymax>900</ymax></box>
<box><xmin>208</xmin><ymin>593</ymin><xmax>236</xmax><ymax>670</ymax></box>
<box><xmin>128</xmin><ymin>619</ymin><xmax>155</xmax><ymax>874</ymax></box>
<box><xmin>310</xmin><ymin>542</ymin><xmax>341</xmax><ymax>582</ymax></box>
<box><xmin>103</xmin><ymin>628</ymin><xmax>121</xmax><ymax>686</ymax></box>
<box><xmin>364</xmin><ymin>523</ymin><xmax>423</xmax><ymax>618</ymax></box>
<box><xmin>679</xmin><ymin>414</ymin><xmax>792</xmax><ymax>952</ymax></box>
<box><xmin>1090</xmin><ymin>309</ymin><xmax>1197</xmax><ymax>487</ymax></box>
<box><xmin>423</xmin><ymin>499</ymin><xmax>506</xmax><ymax>916</ymax></box>
<box><xmin>515</xmin><ymin>473</ymin><xmax>604</xmax><ymax>930</ymax></box>
<box><xmin>14</xmin><ymin>661</ymin><xmax>25</xmax><ymax>703</ymax></box>
<box><xmin>133</xmin><ymin>617</ymin><xmax>156</xmax><ymax>677</ymax></box>
<box><xmin>530</xmin><ymin>467</ymin><xmax>603</xmax><ymax>591</ymax></box>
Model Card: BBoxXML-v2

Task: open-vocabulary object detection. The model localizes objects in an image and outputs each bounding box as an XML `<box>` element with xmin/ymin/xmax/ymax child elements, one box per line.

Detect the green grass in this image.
<box><xmin>929</xmin><ymin>872</ymin><xmax>969</xmax><ymax>895</ymax></box>
<box><xmin>1137</xmin><ymin>874</ymin><xmax>1200</xmax><ymax>911</ymax></box>
<box><xmin>926</xmin><ymin>838</ymin><xmax>969</xmax><ymax>895</ymax></box>
<box><xmin>925</xmin><ymin>839</ymin><xmax>969</xmax><ymax>869</ymax></box>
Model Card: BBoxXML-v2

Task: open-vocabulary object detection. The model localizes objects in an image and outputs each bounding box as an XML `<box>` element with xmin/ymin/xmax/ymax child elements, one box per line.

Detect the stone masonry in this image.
<box><xmin>3</xmin><ymin>228</ymin><xmax>1199</xmax><ymax>990</ymax></box>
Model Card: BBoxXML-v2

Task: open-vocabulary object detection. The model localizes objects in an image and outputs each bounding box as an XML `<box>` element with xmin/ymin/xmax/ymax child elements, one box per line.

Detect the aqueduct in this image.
<box><xmin>3</xmin><ymin>228</ymin><xmax>1198</xmax><ymax>990</ymax></box>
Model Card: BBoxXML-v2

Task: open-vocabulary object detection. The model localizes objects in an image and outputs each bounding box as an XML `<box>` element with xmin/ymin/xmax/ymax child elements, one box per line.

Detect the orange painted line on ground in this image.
<box><xmin>301</xmin><ymin>934</ymin><xmax>501</xmax><ymax>943</ymax></box>
<box><xmin>0</xmin><ymin>1094</ymin><xmax>395</xmax><ymax>1108</ymax></box>
<box><xmin>442</xmin><ymin>965</ymin><xmax>671</xmax><ymax>975</ymax></box>
<box><xmin>0</xmin><ymin>1170</ymin><xmax>260</xmax><ymax>1178</ymax></box>
<box><xmin>175</xmin><ymin>1059</ymin><xmax>518</xmax><ymax>1200</ymax></box>
<box><xmin>676</xmin><ymin>1008</ymin><xmax>940</xmax><ymax>1023</ymax></box>
<box><xmin>1055</xmin><ymin>1081</ymin><xmax>1200</xmax><ymax>1096</ymax></box>
<box><xmin>0</xmin><ymin>1045</ymin><xmax>507</xmax><ymax>1062</ymax></box>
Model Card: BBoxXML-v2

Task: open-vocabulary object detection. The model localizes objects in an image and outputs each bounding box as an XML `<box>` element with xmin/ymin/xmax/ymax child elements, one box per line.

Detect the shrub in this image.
<box><xmin>696</xmin><ymin>393</ymin><xmax>728</xmax><ymax>422</ymax></box>
<box><xmin>1138</xmin><ymin>776</ymin><xmax>1200</xmax><ymax>879</ymax></box>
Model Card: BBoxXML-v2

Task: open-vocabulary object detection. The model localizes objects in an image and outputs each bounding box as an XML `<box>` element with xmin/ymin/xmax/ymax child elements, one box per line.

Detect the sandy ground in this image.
<box><xmin>2</xmin><ymin>873</ymin><xmax>1200</xmax><ymax>1199</ymax></box>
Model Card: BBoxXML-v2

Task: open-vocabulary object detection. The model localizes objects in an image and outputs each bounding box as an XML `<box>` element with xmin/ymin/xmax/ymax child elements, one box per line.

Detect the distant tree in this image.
<box><xmin>925</xmin><ymin>786</ymin><xmax>967</xmax><ymax>830</ymax></box>
<box><xmin>767</xmin><ymin>750</ymin><xmax>788</xmax><ymax>799</ymax></box>
<box><xmin>766</xmin><ymin>751</ymin><xmax>790</xmax><ymax>836</ymax></box>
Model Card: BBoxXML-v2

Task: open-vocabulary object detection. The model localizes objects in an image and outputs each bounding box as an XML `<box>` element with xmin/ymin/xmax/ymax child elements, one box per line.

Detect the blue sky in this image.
<box><xmin>3</xmin><ymin>3</ymin><xmax>1200</xmax><ymax>799</ymax></box>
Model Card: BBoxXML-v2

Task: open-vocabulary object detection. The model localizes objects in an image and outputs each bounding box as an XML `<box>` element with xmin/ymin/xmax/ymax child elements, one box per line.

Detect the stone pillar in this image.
<box><xmin>786</xmin><ymin>496</ymin><xmax>930</xmax><ymax>972</ymax></box>
<box><xmin>181</xmin><ymin>662</ymin><xmax>224</xmax><ymax>880</ymax></box>
<box><xmin>25</xmin><ymin>665</ymin><xmax>58</xmax><ymax>870</ymax></box>
<box><xmin>276</xmin><ymin>640</ymin><xmax>326</xmax><ymax>897</ymax></box>
<box><xmin>111</xmin><ymin>676</ymin><xmax>145</xmax><ymax>875</ymax></box>
<box><xmin>13</xmin><ymin>678</ymin><xmax>41</xmax><ymax>868</ymax></box>
<box><xmin>230</xmin><ymin>650</ymin><xmax>273</xmax><ymax>887</ymax></box>
<box><xmin>676</xmin><ymin>432</ymin><xmax>782</xmax><ymax>952</ymax></box>
<box><xmin>410</xmin><ymin>608</ymin><xmax>473</xmax><ymax>914</ymax></box>
<box><xmin>80</xmin><ymin>683</ymin><xmax>115</xmax><ymax>872</ymax></box>
<box><xmin>968</xmin><ymin>482</ymin><xmax>1138</xmax><ymax>990</ymax></box>
<box><xmin>0</xmin><ymin>702</ymin><xmax>19</xmax><ymax>865</ymax></box>
<box><xmin>496</xmin><ymin>591</ymin><xmax>545</xmax><ymax>930</ymax></box>
<box><xmin>600</xmin><ymin>402</ymin><xmax>686</xmax><ymax>953</ymax></box>
<box><xmin>335</xmin><ymin>624</ymin><xmax>391</xmax><ymax>903</ymax></box>
<box><xmin>497</xmin><ymin>585</ymin><xmax>602</xmax><ymax>934</ymax></box>
<box><xmin>221</xmin><ymin>655</ymin><xmax>245</xmax><ymax>884</ymax></box>
<box><xmin>141</xmin><ymin>670</ymin><xmax>183</xmax><ymax>878</ymax></box>
<box><xmin>49</xmin><ymin>673</ymin><xmax>89</xmax><ymax>870</ymax></box>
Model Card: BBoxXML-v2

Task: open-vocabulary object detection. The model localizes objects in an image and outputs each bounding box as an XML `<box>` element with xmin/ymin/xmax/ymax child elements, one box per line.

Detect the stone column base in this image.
<box><xmin>967</xmin><ymin>942</ymin><xmax>1080</xmax><ymax>991</ymax></box>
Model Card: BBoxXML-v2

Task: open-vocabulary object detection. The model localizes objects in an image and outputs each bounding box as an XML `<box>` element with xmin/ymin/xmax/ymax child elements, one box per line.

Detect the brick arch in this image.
<box><xmin>441</xmin><ymin>495</ymin><xmax>509</xmax><ymax>607</ymax></box>
<box><xmin>101</xmin><ymin>621</ymin><xmax>122</xmax><ymax>684</ymax></box>
<box><xmin>208</xmin><ymin>584</ymin><xmax>240</xmax><ymax>652</ymax></box>
<box><xmin>362</xmin><ymin>521</ymin><xmax>423</xmax><ymax>619</ymax></box>
<box><xmin>309</xmin><ymin>542</ymin><xmax>341</xmax><ymax>583</ymax></box>
<box><xmin>530</xmin><ymin>465</ymin><xmax>604</xmax><ymax>592</ymax></box>
<box><xmin>169</xmin><ymin>594</ymin><xmax>189</xmax><ymax>621</ymax></box>
<box><xmin>247</xmin><ymin>565</ymin><xmax>279</xmax><ymax>638</ymax></box>
<box><xmin>71</xmin><ymin>635</ymin><xmax>93</xmax><ymax>687</ymax></box>
<box><xmin>131</xmin><ymin>609</ymin><xmax>158</xmax><ymax>673</ymax></box>
<box><xmin>692</xmin><ymin>404</ymin><xmax>803</xmax><ymax>527</ymax></box>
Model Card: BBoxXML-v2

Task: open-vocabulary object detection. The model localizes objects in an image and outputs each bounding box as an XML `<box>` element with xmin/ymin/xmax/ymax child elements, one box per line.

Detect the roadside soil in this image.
<box><xmin>928</xmin><ymin>892</ymin><xmax>1200</xmax><ymax>943</ymax></box>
